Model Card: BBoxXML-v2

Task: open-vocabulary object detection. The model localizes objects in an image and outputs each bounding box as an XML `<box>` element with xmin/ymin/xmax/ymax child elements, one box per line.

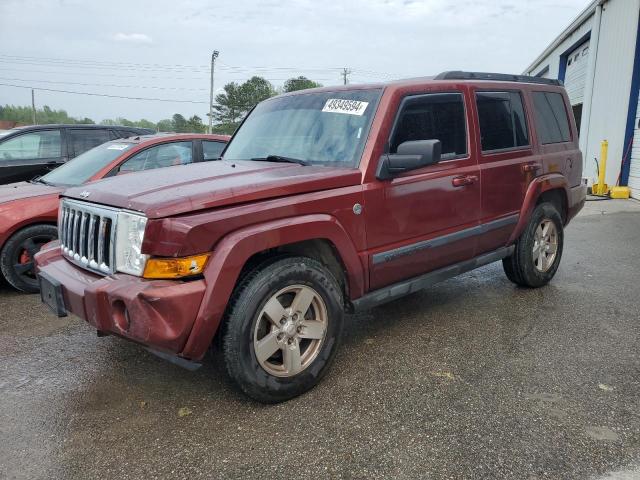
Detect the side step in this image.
<box><xmin>352</xmin><ymin>246</ymin><xmax>514</xmax><ymax>312</ymax></box>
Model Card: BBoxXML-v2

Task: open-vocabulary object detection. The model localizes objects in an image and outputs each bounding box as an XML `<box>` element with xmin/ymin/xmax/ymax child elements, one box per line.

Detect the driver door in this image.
<box><xmin>365</xmin><ymin>90</ymin><xmax>481</xmax><ymax>290</ymax></box>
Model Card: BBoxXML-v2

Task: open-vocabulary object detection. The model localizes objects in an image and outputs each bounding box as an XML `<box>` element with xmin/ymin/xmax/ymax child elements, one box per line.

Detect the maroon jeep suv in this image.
<box><xmin>36</xmin><ymin>71</ymin><xmax>586</xmax><ymax>403</ymax></box>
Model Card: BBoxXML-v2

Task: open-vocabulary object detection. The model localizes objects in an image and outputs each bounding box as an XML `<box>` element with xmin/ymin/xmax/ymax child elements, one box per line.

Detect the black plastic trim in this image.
<box><xmin>145</xmin><ymin>348</ymin><xmax>202</xmax><ymax>371</ymax></box>
<box><xmin>435</xmin><ymin>71</ymin><xmax>562</xmax><ymax>86</ymax></box>
<box><xmin>371</xmin><ymin>214</ymin><xmax>518</xmax><ymax>265</ymax></box>
<box><xmin>354</xmin><ymin>245</ymin><xmax>515</xmax><ymax>311</ymax></box>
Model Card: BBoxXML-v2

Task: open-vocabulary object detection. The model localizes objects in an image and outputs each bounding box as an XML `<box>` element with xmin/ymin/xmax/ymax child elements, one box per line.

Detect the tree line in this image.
<box><xmin>0</xmin><ymin>76</ymin><xmax>322</xmax><ymax>135</ymax></box>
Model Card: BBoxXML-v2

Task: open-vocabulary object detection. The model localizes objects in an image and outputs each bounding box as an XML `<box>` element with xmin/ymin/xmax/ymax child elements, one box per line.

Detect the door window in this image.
<box><xmin>202</xmin><ymin>140</ymin><xmax>226</xmax><ymax>160</ymax></box>
<box><xmin>68</xmin><ymin>129</ymin><xmax>110</xmax><ymax>157</ymax></box>
<box><xmin>532</xmin><ymin>92</ymin><xmax>571</xmax><ymax>143</ymax></box>
<box><xmin>0</xmin><ymin>130</ymin><xmax>61</xmax><ymax>161</ymax></box>
<box><xmin>476</xmin><ymin>91</ymin><xmax>529</xmax><ymax>151</ymax></box>
<box><xmin>390</xmin><ymin>92</ymin><xmax>467</xmax><ymax>160</ymax></box>
<box><xmin>118</xmin><ymin>141</ymin><xmax>193</xmax><ymax>173</ymax></box>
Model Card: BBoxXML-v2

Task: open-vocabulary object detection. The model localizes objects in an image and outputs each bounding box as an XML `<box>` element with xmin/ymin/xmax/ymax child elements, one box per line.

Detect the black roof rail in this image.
<box><xmin>434</xmin><ymin>71</ymin><xmax>563</xmax><ymax>86</ymax></box>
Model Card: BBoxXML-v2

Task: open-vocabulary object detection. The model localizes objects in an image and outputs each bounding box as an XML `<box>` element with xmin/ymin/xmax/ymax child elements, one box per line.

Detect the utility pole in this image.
<box><xmin>208</xmin><ymin>50</ymin><xmax>219</xmax><ymax>134</ymax></box>
<box><xmin>341</xmin><ymin>68</ymin><xmax>351</xmax><ymax>85</ymax></box>
<box><xmin>31</xmin><ymin>89</ymin><xmax>36</xmax><ymax>125</ymax></box>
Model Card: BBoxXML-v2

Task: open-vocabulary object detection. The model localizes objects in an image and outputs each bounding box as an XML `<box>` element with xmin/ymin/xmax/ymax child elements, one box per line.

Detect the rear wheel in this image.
<box><xmin>502</xmin><ymin>203</ymin><xmax>563</xmax><ymax>288</ymax></box>
<box><xmin>0</xmin><ymin>224</ymin><xmax>57</xmax><ymax>293</ymax></box>
<box><xmin>221</xmin><ymin>256</ymin><xmax>344</xmax><ymax>403</ymax></box>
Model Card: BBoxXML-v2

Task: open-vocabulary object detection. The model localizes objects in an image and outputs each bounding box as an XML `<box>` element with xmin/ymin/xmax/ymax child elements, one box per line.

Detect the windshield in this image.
<box><xmin>41</xmin><ymin>141</ymin><xmax>133</xmax><ymax>186</ymax></box>
<box><xmin>223</xmin><ymin>88</ymin><xmax>382</xmax><ymax>168</ymax></box>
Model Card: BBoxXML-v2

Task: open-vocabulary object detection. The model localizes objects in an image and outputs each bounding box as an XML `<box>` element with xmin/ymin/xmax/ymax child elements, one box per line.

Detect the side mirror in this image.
<box><xmin>376</xmin><ymin>140</ymin><xmax>442</xmax><ymax>180</ymax></box>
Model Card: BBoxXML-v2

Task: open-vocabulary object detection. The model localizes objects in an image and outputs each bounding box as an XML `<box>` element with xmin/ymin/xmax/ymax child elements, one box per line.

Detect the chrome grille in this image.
<box><xmin>59</xmin><ymin>199</ymin><xmax>118</xmax><ymax>274</ymax></box>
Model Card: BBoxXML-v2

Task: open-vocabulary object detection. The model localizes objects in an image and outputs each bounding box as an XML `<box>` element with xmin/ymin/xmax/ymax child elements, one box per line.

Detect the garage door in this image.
<box><xmin>564</xmin><ymin>41</ymin><xmax>590</xmax><ymax>105</ymax></box>
<box><xmin>629</xmin><ymin>91</ymin><xmax>640</xmax><ymax>199</ymax></box>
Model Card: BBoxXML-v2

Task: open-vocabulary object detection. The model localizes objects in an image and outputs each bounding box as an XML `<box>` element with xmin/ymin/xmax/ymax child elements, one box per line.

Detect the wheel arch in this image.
<box><xmin>0</xmin><ymin>219</ymin><xmax>58</xmax><ymax>253</ymax></box>
<box><xmin>180</xmin><ymin>214</ymin><xmax>365</xmax><ymax>360</ymax></box>
<box><xmin>508</xmin><ymin>174</ymin><xmax>570</xmax><ymax>244</ymax></box>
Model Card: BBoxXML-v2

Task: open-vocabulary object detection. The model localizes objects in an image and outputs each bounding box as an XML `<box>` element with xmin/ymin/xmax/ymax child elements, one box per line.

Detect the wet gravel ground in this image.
<box><xmin>1</xmin><ymin>200</ymin><xmax>639</xmax><ymax>480</ymax></box>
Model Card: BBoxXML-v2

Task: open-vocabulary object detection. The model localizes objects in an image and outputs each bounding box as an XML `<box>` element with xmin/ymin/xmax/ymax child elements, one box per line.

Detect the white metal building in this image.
<box><xmin>523</xmin><ymin>0</ymin><xmax>640</xmax><ymax>198</ymax></box>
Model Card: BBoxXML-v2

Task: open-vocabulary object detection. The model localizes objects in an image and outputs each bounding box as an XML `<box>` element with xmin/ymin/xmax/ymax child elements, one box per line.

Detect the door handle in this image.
<box><xmin>452</xmin><ymin>175</ymin><xmax>478</xmax><ymax>187</ymax></box>
<box><xmin>522</xmin><ymin>163</ymin><xmax>541</xmax><ymax>173</ymax></box>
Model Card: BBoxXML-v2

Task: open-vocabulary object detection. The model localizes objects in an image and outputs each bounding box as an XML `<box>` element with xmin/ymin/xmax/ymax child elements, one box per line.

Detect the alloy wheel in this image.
<box><xmin>253</xmin><ymin>284</ymin><xmax>328</xmax><ymax>378</ymax></box>
<box><xmin>532</xmin><ymin>219</ymin><xmax>558</xmax><ymax>273</ymax></box>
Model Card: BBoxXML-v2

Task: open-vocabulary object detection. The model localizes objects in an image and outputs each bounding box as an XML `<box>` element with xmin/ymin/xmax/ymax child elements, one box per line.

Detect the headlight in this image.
<box><xmin>115</xmin><ymin>211</ymin><xmax>148</xmax><ymax>276</ymax></box>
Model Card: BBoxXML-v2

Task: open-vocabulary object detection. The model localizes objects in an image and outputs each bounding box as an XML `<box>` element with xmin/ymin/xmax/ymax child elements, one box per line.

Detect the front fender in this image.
<box><xmin>180</xmin><ymin>213</ymin><xmax>364</xmax><ymax>360</ymax></box>
<box><xmin>508</xmin><ymin>174</ymin><xmax>569</xmax><ymax>244</ymax></box>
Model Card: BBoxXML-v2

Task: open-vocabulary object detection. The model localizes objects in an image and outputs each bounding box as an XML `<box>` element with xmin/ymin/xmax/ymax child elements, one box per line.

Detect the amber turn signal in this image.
<box><xmin>143</xmin><ymin>254</ymin><xmax>210</xmax><ymax>279</ymax></box>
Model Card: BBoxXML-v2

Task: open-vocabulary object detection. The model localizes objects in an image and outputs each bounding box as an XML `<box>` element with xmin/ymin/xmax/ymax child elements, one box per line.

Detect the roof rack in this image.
<box><xmin>434</xmin><ymin>71</ymin><xmax>563</xmax><ymax>86</ymax></box>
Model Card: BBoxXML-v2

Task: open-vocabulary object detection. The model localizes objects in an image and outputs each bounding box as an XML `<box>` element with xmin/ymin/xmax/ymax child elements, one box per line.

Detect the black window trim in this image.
<box><xmin>531</xmin><ymin>90</ymin><xmax>573</xmax><ymax>145</ymax></box>
<box><xmin>387</xmin><ymin>90</ymin><xmax>470</xmax><ymax>163</ymax></box>
<box><xmin>475</xmin><ymin>88</ymin><xmax>532</xmax><ymax>155</ymax></box>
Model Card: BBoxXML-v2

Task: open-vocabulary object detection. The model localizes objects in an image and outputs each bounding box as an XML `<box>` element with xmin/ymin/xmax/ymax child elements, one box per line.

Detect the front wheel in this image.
<box><xmin>502</xmin><ymin>203</ymin><xmax>564</xmax><ymax>288</ymax></box>
<box><xmin>221</xmin><ymin>257</ymin><xmax>344</xmax><ymax>403</ymax></box>
<box><xmin>1</xmin><ymin>224</ymin><xmax>58</xmax><ymax>293</ymax></box>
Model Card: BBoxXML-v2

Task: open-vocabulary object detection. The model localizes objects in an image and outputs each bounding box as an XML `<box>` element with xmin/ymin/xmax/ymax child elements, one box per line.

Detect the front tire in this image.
<box><xmin>502</xmin><ymin>203</ymin><xmax>564</xmax><ymax>288</ymax></box>
<box><xmin>1</xmin><ymin>224</ymin><xmax>58</xmax><ymax>293</ymax></box>
<box><xmin>221</xmin><ymin>256</ymin><xmax>344</xmax><ymax>403</ymax></box>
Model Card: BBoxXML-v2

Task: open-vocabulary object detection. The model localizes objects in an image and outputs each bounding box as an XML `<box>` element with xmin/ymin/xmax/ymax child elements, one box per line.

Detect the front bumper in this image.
<box><xmin>35</xmin><ymin>241</ymin><xmax>206</xmax><ymax>356</ymax></box>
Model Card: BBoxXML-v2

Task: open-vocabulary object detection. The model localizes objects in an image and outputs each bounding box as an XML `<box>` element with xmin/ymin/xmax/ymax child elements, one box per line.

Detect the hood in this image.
<box><xmin>64</xmin><ymin>161</ymin><xmax>362</xmax><ymax>218</ymax></box>
<box><xmin>0</xmin><ymin>181</ymin><xmax>62</xmax><ymax>204</ymax></box>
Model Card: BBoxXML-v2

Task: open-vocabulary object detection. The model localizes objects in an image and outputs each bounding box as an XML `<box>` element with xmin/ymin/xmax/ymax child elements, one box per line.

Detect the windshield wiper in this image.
<box><xmin>251</xmin><ymin>155</ymin><xmax>310</xmax><ymax>166</ymax></box>
<box><xmin>31</xmin><ymin>176</ymin><xmax>47</xmax><ymax>185</ymax></box>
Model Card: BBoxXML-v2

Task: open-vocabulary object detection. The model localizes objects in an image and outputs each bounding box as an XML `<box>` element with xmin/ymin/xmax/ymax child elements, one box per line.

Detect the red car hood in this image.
<box><xmin>64</xmin><ymin>161</ymin><xmax>362</xmax><ymax>218</ymax></box>
<box><xmin>0</xmin><ymin>181</ymin><xmax>62</xmax><ymax>204</ymax></box>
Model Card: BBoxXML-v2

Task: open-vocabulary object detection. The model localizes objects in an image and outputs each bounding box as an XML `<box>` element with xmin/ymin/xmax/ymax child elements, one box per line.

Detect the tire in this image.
<box><xmin>221</xmin><ymin>256</ymin><xmax>344</xmax><ymax>403</ymax></box>
<box><xmin>0</xmin><ymin>224</ymin><xmax>58</xmax><ymax>293</ymax></box>
<box><xmin>502</xmin><ymin>202</ymin><xmax>564</xmax><ymax>288</ymax></box>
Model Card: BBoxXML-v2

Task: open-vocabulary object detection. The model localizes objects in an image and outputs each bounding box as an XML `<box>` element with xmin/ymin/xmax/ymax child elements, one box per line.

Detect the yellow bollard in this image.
<box><xmin>592</xmin><ymin>140</ymin><xmax>609</xmax><ymax>196</ymax></box>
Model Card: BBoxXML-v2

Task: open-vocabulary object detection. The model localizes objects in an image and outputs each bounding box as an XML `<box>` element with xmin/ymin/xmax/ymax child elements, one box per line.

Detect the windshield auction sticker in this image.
<box><xmin>322</xmin><ymin>98</ymin><xmax>369</xmax><ymax>116</ymax></box>
<box><xmin>107</xmin><ymin>144</ymin><xmax>130</xmax><ymax>150</ymax></box>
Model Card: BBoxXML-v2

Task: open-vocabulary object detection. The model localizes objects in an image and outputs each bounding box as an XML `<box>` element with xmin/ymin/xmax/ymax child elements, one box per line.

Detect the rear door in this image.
<box><xmin>0</xmin><ymin>129</ymin><xmax>64</xmax><ymax>184</ymax></box>
<box><xmin>473</xmin><ymin>89</ymin><xmax>533</xmax><ymax>254</ymax></box>
<box><xmin>365</xmin><ymin>89</ymin><xmax>481</xmax><ymax>290</ymax></box>
<box><xmin>66</xmin><ymin>128</ymin><xmax>111</xmax><ymax>160</ymax></box>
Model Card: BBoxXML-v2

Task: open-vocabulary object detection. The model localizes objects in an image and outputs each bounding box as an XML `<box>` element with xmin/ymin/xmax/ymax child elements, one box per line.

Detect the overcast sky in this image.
<box><xmin>0</xmin><ymin>0</ymin><xmax>588</xmax><ymax>123</ymax></box>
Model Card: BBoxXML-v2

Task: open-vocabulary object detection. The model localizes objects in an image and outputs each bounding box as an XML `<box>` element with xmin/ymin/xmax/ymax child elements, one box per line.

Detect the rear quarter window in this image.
<box><xmin>531</xmin><ymin>92</ymin><xmax>571</xmax><ymax>144</ymax></box>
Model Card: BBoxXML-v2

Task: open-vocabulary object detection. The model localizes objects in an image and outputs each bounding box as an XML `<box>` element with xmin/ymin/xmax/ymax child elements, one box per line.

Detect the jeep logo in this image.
<box><xmin>79</xmin><ymin>191</ymin><xmax>91</xmax><ymax>199</ymax></box>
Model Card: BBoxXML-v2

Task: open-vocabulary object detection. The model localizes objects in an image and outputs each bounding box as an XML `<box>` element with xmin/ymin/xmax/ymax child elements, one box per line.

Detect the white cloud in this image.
<box><xmin>112</xmin><ymin>32</ymin><xmax>153</xmax><ymax>44</ymax></box>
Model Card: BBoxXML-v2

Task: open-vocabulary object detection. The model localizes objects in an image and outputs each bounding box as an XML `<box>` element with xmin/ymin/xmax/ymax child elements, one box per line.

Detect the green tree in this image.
<box><xmin>156</xmin><ymin>118</ymin><xmax>174</xmax><ymax>132</ymax></box>
<box><xmin>0</xmin><ymin>104</ymin><xmax>95</xmax><ymax>125</ymax></box>
<box><xmin>283</xmin><ymin>76</ymin><xmax>323</xmax><ymax>93</ymax></box>
<box><xmin>172</xmin><ymin>113</ymin><xmax>188</xmax><ymax>133</ymax></box>
<box><xmin>186</xmin><ymin>115</ymin><xmax>205</xmax><ymax>133</ymax></box>
<box><xmin>136</xmin><ymin>119</ymin><xmax>156</xmax><ymax>130</ymax></box>
<box><xmin>213</xmin><ymin>76</ymin><xmax>276</xmax><ymax>134</ymax></box>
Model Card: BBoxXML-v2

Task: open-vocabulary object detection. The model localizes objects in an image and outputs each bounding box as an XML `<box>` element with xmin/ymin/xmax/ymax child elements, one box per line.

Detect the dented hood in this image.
<box><xmin>63</xmin><ymin>160</ymin><xmax>362</xmax><ymax>218</ymax></box>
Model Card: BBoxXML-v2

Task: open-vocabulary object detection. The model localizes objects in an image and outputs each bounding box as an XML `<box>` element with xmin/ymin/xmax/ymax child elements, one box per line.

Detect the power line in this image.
<box><xmin>0</xmin><ymin>83</ymin><xmax>207</xmax><ymax>104</ymax></box>
<box><xmin>0</xmin><ymin>76</ymin><xmax>208</xmax><ymax>91</ymax></box>
<box><xmin>0</xmin><ymin>66</ymin><xmax>210</xmax><ymax>81</ymax></box>
<box><xmin>0</xmin><ymin>54</ymin><xmax>398</xmax><ymax>80</ymax></box>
